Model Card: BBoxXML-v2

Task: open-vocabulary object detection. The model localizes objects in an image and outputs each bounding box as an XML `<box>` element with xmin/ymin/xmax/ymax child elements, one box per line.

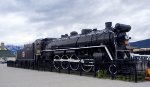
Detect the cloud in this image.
<box><xmin>0</xmin><ymin>0</ymin><xmax>150</xmax><ymax>45</ymax></box>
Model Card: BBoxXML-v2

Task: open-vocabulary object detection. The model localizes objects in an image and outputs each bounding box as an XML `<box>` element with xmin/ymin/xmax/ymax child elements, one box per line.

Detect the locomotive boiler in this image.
<box><xmin>13</xmin><ymin>22</ymin><xmax>132</xmax><ymax>75</ymax></box>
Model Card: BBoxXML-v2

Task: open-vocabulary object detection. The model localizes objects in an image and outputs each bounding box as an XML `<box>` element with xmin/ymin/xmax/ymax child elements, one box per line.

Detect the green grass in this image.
<box><xmin>97</xmin><ymin>70</ymin><xmax>107</xmax><ymax>78</ymax></box>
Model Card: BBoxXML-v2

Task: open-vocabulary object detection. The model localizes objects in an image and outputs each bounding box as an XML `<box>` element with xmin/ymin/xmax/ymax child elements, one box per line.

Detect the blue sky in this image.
<box><xmin>0</xmin><ymin>0</ymin><xmax>150</xmax><ymax>45</ymax></box>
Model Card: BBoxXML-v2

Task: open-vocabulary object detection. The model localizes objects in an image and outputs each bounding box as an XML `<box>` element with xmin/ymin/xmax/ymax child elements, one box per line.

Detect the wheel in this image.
<box><xmin>81</xmin><ymin>57</ymin><xmax>94</xmax><ymax>72</ymax></box>
<box><xmin>109</xmin><ymin>63</ymin><xmax>117</xmax><ymax>75</ymax></box>
<box><xmin>53</xmin><ymin>55</ymin><xmax>61</xmax><ymax>69</ymax></box>
<box><xmin>70</xmin><ymin>55</ymin><xmax>80</xmax><ymax>71</ymax></box>
<box><xmin>61</xmin><ymin>55</ymin><xmax>69</xmax><ymax>69</ymax></box>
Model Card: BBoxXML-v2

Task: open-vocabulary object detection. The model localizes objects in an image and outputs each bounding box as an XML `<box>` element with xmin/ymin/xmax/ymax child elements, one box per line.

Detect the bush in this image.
<box><xmin>97</xmin><ymin>70</ymin><xmax>107</xmax><ymax>78</ymax></box>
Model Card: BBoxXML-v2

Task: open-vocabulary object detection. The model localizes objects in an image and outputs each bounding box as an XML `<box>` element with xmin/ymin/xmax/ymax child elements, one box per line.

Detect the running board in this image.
<box><xmin>43</xmin><ymin>45</ymin><xmax>113</xmax><ymax>60</ymax></box>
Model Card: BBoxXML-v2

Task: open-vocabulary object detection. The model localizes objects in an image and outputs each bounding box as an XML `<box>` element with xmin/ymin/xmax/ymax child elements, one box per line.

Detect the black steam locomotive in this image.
<box><xmin>10</xmin><ymin>22</ymin><xmax>132</xmax><ymax>75</ymax></box>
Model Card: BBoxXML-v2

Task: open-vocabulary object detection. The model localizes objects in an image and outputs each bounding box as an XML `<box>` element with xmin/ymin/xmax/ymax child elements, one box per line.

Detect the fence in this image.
<box><xmin>7</xmin><ymin>58</ymin><xmax>150</xmax><ymax>83</ymax></box>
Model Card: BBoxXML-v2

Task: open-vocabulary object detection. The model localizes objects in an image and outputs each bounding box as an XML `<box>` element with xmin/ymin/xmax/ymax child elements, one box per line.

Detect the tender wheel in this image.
<box><xmin>53</xmin><ymin>55</ymin><xmax>61</xmax><ymax>69</ymax></box>
<box><xmin>61</xmin><ymin>55</ymin><xmax>69</xmax><ymax>69</ymax></box>
<box><xmin>109</xmin><ymin>63</ymin><xmax>117</xmax><ymax>75</ymax></box>
<box><xmin>81</xmin><ymin>58</ymin><xmax>94</xmax><ymax>72</ymax></box>
<box><xmin>70</xmin><ymin>55</ymin><xmax>80</xmax><ymax>71</ymax></box>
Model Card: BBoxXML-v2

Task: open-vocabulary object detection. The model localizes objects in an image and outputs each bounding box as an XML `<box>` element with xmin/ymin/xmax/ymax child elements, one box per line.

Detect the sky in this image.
<box><xmin>0</xmin><ymin>0</ymin><xmax>150</xmax><ymax>45</ymax></box>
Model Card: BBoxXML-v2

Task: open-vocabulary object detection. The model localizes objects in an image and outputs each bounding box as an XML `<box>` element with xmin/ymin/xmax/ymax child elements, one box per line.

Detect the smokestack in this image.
<box><xmin>105</xmin><ymin>22</ymin><xmax>112</xmax><ymax>28</ymax></box>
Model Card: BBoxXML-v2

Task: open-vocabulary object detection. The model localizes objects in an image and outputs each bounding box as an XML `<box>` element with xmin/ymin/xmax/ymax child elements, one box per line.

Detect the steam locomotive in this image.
<box><xmin>10</xmin><ymin>22</ymin><xmax>132</xmax><ymax>75</ymax></box>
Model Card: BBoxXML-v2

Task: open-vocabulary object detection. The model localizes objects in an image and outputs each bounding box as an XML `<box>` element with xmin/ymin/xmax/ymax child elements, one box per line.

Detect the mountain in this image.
<box><xmin>130</xmin><ymin>39</ymin><xmax>150</xmax><ymax>48</ymax></box>
<box><xmin>5</xmin><ymin>45</ymin><xmax>23</xmax><ymax>55</ymax></box>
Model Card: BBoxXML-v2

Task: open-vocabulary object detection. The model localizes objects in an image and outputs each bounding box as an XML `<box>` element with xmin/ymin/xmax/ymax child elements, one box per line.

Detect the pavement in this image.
<box><xmin>0</xmin><ymin>64</ymin><xmax>149</xmax><ymax>87</ymax></box>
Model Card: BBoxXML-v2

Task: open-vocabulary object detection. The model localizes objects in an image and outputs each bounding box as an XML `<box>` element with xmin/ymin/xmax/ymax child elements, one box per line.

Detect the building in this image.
<box><xmin>0</xmin><ymin>42</ymin><xmax>7</xmax><ymax>50</ymax></box>
<box><xmin>0</xmin><ymin>42</ymin><xmax>16</xmax><ymax>63</ymax></box>
<box><xmin>133</xmin><ymin>48</ymin><xmax>150</xmax><ymax>55</ymax></box>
